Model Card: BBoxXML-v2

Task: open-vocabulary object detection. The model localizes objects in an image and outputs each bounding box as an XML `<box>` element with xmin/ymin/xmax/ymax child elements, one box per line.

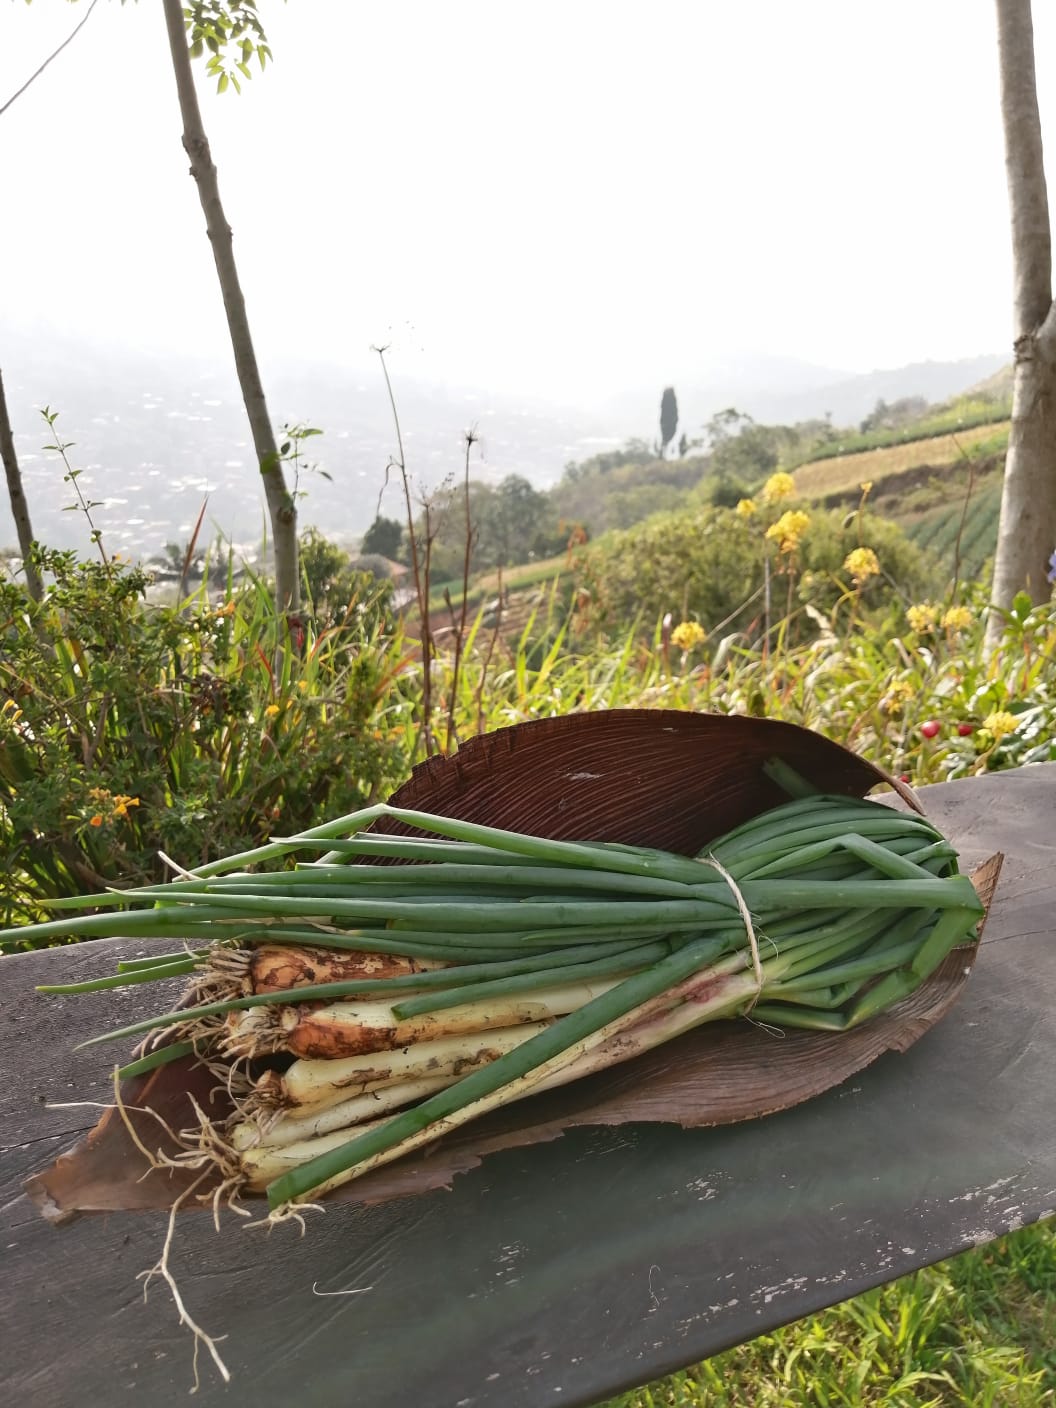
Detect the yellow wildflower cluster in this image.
<box><xmin>982</xmin><ymin>710</ymin><xmax>1019</xmax><ymax>743</ymax></box>
<box><xmin>670</xmin><ymin>620</ymin><xmax>706</xmax><ymax>652</ymax></box>
<box><xmin>843</xmin><ymin>547</ymin><xmax>881</xmax><ymax>585</ymax></box>
<box><xmin>87</xmin><ymin>786</ymin><xmax>140</xmax><ymax>827</ymax></box>
<box><xmin>735</xmin><ymin>498</ymin><xmax>757</xmax><ymax>519</ymax></box>
<box><xmin>906</xmin><ymin>603</ymin><xmax>937</xmax><ymax>633</ymax></box>
<box><xmin>941</xmin><ymin>605</ymin><xmax>973</xmax><ymax>633</ymax></box>
<box><xmin>761</xmin><ymin>471</ymin><xmax>796</xmax><ymax>504</ymax></box>
<box><xmin>765</xmin><ymin>510</ymin><xmax>811</xmax><ymax>554</ymax></box>
<box><xmin>264</xmin><ymin>703</ymin><xmax>282</xmax><ymax>719</ymax></box>
<box><xmin>879</xmin><ymin>680</ymin><xmax>914</xmax><ymax>716</ymax></box>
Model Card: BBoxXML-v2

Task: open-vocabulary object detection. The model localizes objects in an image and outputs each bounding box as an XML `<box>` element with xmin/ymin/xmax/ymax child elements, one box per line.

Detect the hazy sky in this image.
<box><xmin>2</xmin><ymin>1</ymin><xmax>1054</xmax><ymax>404</ymax></box>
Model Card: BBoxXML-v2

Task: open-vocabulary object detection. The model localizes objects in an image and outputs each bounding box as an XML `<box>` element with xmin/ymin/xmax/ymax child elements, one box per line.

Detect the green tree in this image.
<box><xmin>659</xmin><ymin>387</ymin><xmax>679</xmax><ymax>459</ymax></box>
<box><xmin>705</xmin><ymin>409</ymin><xmax>779</xmax><ymax>481</ymax></box>
<box><xmin>361</xmin><ymin>516</ymin><xmax>403</xmax><ymax>560</ymax></box>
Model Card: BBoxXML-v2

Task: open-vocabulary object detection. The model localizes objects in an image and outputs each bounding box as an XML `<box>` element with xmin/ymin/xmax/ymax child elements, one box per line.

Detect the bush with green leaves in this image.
<box><xmin>0</xmin><ymin>548</ymin><xmax>411</xmax><ymax>935</ymax></box>
<box><xmin>575</xmin><ymin>501</ymin><xmax>933</xmax><ymax>644</ymax></box>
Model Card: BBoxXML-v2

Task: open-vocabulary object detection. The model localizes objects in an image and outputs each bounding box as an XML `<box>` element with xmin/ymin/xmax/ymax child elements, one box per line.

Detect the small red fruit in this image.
<box><xmin>957</xmin><ymin>723</ymin><xmax>973</xmax><ymax>736</ymax></box>
<box><xmin>899</xmin><ymin>773</ymin><xmax>911</xmax><ymax>783</ymax></box>
<box><xmin>920</xmin><ymin>720</ymin><xmax>941</xmax><ymax>739</ymax></box>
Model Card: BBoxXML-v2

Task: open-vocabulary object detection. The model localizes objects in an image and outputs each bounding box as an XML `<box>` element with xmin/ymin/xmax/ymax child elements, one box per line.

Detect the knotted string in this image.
<box><xmin>698</xmin><ymin>854</ymin><xmax>764</xmax><ymax>1014</ymax></box>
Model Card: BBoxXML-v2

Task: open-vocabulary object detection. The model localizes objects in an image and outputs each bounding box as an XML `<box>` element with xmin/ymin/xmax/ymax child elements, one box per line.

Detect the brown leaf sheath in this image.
<box><xmin>248</xmin><ymin>944</ymin><xmax>443</xmax><ymax>994</ymax></box>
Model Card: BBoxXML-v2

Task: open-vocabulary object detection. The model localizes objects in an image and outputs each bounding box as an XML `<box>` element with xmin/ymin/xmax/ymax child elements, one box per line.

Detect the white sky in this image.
<box><xmin>2</xmin><ymin>0</ymin><xmax>1054</xmax><ymax>403</ymax></box>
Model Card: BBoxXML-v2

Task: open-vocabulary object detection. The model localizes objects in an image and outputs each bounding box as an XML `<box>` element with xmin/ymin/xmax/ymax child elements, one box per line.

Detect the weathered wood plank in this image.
<box><xmin>1</xmin><ymin>765</ymin><xmax>1054</xmax><ymax>1408</ymax></box>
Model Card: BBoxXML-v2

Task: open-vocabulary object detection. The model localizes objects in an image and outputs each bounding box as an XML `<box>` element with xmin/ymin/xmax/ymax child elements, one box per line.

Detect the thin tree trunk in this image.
<box><xmin>0</xmin><ymin>367</ymin><xmax>44</xmax><ymax>602</ymax></box>
<box><xmin>160</xmin><ymin>0</ymin><xmax>299</xmax><ymax>615</ymax></box>
<box><xmin>987</xmin><ymin>0</ymin><xmax>1056</xmax><ymax>647</ymax></box>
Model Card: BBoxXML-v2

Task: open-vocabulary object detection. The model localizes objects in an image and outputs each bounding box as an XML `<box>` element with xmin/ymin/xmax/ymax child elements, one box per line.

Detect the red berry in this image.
<box><xmin>957</xmin><ymin>723</ymin><xmax>973</xmax><ymax>736</ymax></box>
<box><xmin>920</xmin><ymin>720</ymin><xmax>941</xmax><ymax>739</ymax></box>
<box><xmin>899</xmin><ymin>773</ymin><xmax>911</xmax><ymax>783</ymax></box>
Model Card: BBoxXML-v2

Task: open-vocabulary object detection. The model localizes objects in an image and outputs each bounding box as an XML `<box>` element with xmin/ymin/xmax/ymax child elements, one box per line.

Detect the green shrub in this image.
<box><xmin>575</xmin><ymin>503</ymin><xmax>933</xmax><ymax>643</ymax></box>
<box><xmin>0</xmin><ymin>549</ymin><xmax>411</xmax><ymax>935</ymax></box>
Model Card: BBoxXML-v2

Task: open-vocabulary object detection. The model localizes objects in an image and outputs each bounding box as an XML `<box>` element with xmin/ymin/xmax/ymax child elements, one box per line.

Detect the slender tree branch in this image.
<box><xmin>444</xmin><ymin>429</ymin><xmax>479</xmax><ymax>754</ymax></box>
<box><xmin>159</xmin><ymin>0</ymin><xmax>299</xmax><ymax>617</ymax></box>
<box><xmin>0</xmin><ymin>369</ymin><xmax>43</xmax><ymax>601</ymax></box>
<box><xmin>0</xmin><ymin>0</ymin><xmax>100</xmax><ymax>118</ymax></box>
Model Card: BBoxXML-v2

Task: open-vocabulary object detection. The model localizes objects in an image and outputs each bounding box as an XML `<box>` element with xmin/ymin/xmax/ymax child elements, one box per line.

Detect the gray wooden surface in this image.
<box><xmin>2</xmin><ymin>765</ymin><xmax>1054</xmax><ymax>1408</ymax></box>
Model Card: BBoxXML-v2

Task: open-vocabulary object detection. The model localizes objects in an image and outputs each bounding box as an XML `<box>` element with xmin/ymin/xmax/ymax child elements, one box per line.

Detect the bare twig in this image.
<box><xmin>474</xmin><ymin>568</ymin><xmax>504</xmax><ymax>734</ymax></box>
<box><xmin>444</xmin><ymin>429</ymin><xmax>479</xmax><ymax>753</ymax></box>
<box><xmin>949</xmin><ymin>433</ymin><xmax>977</xmax><ymax>607</ymax></box>
<box><xmin>373</xmin><ymin>346</ymin><xmax>439</xmax><ymax>754</ymax></box>
<box><xmin>0</xmin><ymin>0</ymin><xmax>101</xmax><ymax>117</ymax></box>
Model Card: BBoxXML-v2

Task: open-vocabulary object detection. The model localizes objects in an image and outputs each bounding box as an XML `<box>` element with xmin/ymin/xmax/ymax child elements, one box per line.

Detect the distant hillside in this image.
<box><xmin>743</xmin><ymin>354</ymin><xmax>1008</xmax><ymax>427</ymax></box>
<box><xmin>962</xmin><ymin>364</ymin><xmax>1013</xmax><ymax>401</ymax></box>
<box><xmin>0</xmin><ymin>332</ymin><xmax>616</xmax><ymax>562</ymax></box>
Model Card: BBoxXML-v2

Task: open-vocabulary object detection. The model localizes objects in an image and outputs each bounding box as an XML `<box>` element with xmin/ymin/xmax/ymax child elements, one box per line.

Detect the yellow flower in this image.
<box><xmin>735</xmin><ymin>497</ymin><xmax>757</xmax><ymax>519</ymax></box>
<box><xmin>843</xmin><ymin>547</ymin><xmax>881</xmax><ymax>585</ymax></box>
<box><xmin>762</xmin><ymin>471</ymin><xmax>796</xmax><ymax>503</ymax></box>
<box><xmin>670</xmin><ymin>620</ymin><xmax>706</xmax><ymax>651</ymax></box>
<box><xmin>879</xmin><ymin>680</ymin><xmax>914</xmax><ymax>716</ymax></box>
<box><xmin>860</xmin><ymin>481</ymin><xmax>873</xmax><ymax>496</ymax></box>
<box><xmin>983</xmin><ymin>710</ymin><xmax>1018</xmax><ymax>743</ymax></box>
<box><xmin>765</xmin><ymin>509</ymin><xmax>810</xmax><ymax>554</ymax></box>
<box><xmin>941</xmin><ymin>605</ymin><xmax>973</xmax><ymax>633</ymax></box>
<box><xmin>297</xmin><ymin>679</ymin><xmax>310</xmax><ymax>693</ymax></box>
<box><xmin>906</xmin><ymin>603</ymin><xmax>937</xmax><ymax>633</ymax></box>
<box><xmin>112</xmin><ymin>795</ymin><xmax>140</xmax><ymax>820</ymax></box>
<box><xmin>264</xmin><ymin>704</ymin><xmax>281</xmax><ymax>719</ymax></box>
<box><xmin>216</xmin><ymin>600</ymin><xmax>236</xmax><ymax>618</ymax></box>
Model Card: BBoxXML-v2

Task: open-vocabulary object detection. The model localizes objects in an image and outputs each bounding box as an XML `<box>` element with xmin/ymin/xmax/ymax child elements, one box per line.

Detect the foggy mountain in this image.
<box><xmin>0</xmin><ymin>332</ymin><xmax>1007</xmax><ymax>564</ymax></box>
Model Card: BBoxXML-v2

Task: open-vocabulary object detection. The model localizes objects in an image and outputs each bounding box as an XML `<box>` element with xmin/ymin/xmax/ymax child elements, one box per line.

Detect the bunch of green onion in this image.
<box><xmin>19</xmin><ymin>773</ymin><xmax>983</xmax><ymax>1214</ymax></box>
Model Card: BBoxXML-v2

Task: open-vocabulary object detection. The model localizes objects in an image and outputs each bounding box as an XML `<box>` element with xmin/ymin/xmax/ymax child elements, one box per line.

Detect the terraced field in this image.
<box><xmin>902</xmin><ymin>478</ymin><xmax>1003</xmax><ymax>584</ymax></box>
<box><xmin>792</xmin><ymin>422</ymin><xmax>1009</xmax><ymax>498</ymax></box>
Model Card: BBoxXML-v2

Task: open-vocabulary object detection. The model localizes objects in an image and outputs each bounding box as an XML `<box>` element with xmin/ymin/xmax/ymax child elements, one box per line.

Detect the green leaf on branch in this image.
<box><xmin>1012</xmin><ymin>590</ymin><xmax>1034</xmax><ymax>622</ymax></box>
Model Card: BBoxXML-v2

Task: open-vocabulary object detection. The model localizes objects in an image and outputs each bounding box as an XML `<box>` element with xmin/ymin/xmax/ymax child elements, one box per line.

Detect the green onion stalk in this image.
<box><xmin>12</xmin><ymin>780</ymin><xmax>983</xmax><ymax>1214</ymax></box>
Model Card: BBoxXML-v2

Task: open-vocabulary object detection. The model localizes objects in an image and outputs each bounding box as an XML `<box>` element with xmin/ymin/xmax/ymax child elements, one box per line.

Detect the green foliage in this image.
<box><xmin>659</xmin><ymin>387</ymin><xmax>679</xmax><ymax>457</ymax></box>
<box><xmin>424</xmin><ymin>474</ymin><xmax>567</xmax><ymax>581</ymax></box>
<box><xmin>560</xmin><ymin>440</ymin><xmax>659</xmax><ymax>481</ymax></box>
<box><xmin>0</xmin><ymin>549</ymin><xmax>409</xmax><ymax>935</ymax></box>
<box><xmin>184</xmin><ymin>0</ymin><xmax>273</xmax><ymax>95</ymax></box>
<box><xmin>702</xmin><ymin>408</ymin><xmax>781</xmax><ymax>486</ymax></box>
<box><xmin>551</xmin><ymin>451</ymin><xmax>709</xmax><ymax>537</ymax></box>
<box><xmin>578</xmin><ymin>503</ymin><xmax>932</xmax><ymax>643</ymax></box>
<box><xmin>859</xmin><ymin>393</ymin><xmax>929</xmax><ymax>433</ymax></box>
<box><xmin>360</xmin><ymin>515</ymin><xmax>403</xmax><ymax>561</ymax></box>
<box><xmin>299</xmin><ymin>527</ymin><xmax>394</xmax><ymax>616</ymax></box>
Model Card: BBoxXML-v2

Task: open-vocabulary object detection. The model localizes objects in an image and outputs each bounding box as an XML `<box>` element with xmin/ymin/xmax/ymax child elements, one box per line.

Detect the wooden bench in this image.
<box><xmin>2</xmin><ymin>764</ymin><xmax>1054</xmax><ymax>1407</ymax></box>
